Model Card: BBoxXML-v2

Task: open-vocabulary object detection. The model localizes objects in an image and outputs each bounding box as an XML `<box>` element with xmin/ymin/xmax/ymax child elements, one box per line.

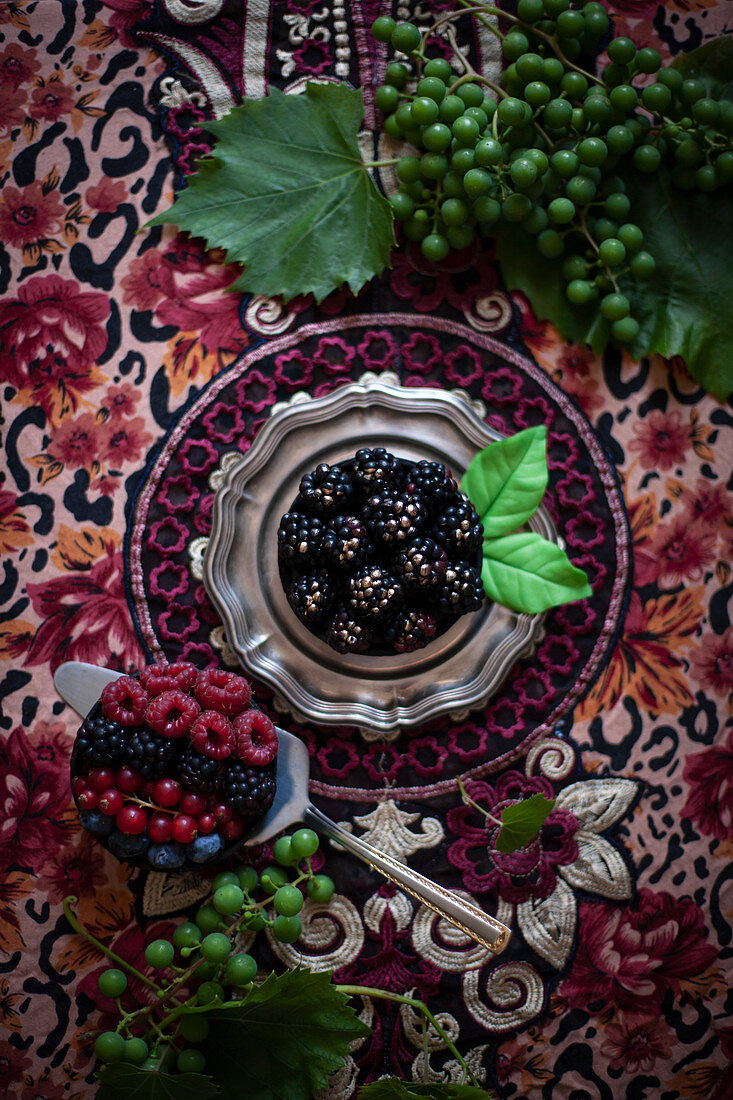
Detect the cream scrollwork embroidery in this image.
<box><xmin>266</xmin><ymin>895</ymin><xmax>364</xmax><ymax>970</ymax></box>
<box><xmin>463</xmin><ymin>962</ymin><xmax>545</xmax><ymax>1031</ymax></box>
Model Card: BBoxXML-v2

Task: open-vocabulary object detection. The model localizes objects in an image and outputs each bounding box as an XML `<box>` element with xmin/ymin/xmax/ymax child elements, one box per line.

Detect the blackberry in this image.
<box><xmin>396</xmin><ymin>538</ymin><xmax>449</xmax><ymax>589</ymax></box>
<box><xmin>121</xmin><ymin>724</ymin><xmax>180</xmax><ymax>780</ymax></box>
<box><xmin>438</xmin><ymin>562</ymin><xmax>485</xmax><ymax>615</ymax></box>
<box><xmin>277</xmin><ymin>512</ymin><xmax>324</xmax><ymax>568</ymax></box>
<box><xmin>363</xmin><ymin>491</ymin><xmax>426</xmax><ymax>546</ymax></box>
<box><xmin>75</xmin><ymin>707</ymin><xmax>129</xmax><ymax>769</ymax></box>
<box><xmin>287</xmin><ymin>572</ymin><xmax>336</xmax><ymax>624</ymax></box>
<box><xmin>179</xmin><ymin>744</ymin><xmax>223</xmax><ymax>793</ymax></box>
<box><xmin>351</xmin><ymin>447</ymin><xmax>403</xmax><ymax>495</ymax></box>
<box><xmin>327</xmin><ymin>605</ymin><xmax>373</xmax><ymax>654</ymax></box>
<box><xmin>222</xmin><ymin>760</ymin><xmax>276</xmax><ymax>823</ymax></box>
<box><xmin>433</xmin><ymin>496</ymin><xmax>483</xmax><ymax>556</ymax></box>
<box><xmin>298</xmin><ymin>463</ymin><xmax>354</xmax><ymax>517</ymax></box>
<box><xmin>394</xmin><ymin>610</ymin><xmax>438</xmax><ymax>653</ymax></box>
<box><xmin>347</xmin><ymin>564</ymin><xmax>403</xmax><ymax>624</ymax></box>
<box><xmin>405</xmin><ymin>460</ymin><xmax>458</xmax><ymax>513</ymax></box>
<box><xmin>322</xmin><ymin>515</ymin><xmax>373</xmax><ymax>571</ymax></box>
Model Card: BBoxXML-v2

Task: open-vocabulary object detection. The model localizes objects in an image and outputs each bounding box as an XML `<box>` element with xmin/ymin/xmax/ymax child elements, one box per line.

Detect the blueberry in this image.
<box><xmin>187</xmin><ymin>834</ymin><xmax>225</xmax><ymax>863</ymax></box>
<box><xmin>147</xmin><ymin>842</ymin><xmax>186</xmax><ymax>870</ymax></box>
<box><xmin>108</xmin><ymin>831</ymin><xmax>150</xmax><ymax>860</ymax></box>
<box><xmin>79</xmin><ymin>810</ymin><xmax>114</xmax><ymax>838</ymax></box>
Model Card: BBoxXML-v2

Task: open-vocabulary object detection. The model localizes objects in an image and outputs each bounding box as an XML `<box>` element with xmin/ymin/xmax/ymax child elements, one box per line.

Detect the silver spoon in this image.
<box><xmin>55</xmin><ymin>661</ymin><xmax>510</xmax><ymax>954</ymax></box>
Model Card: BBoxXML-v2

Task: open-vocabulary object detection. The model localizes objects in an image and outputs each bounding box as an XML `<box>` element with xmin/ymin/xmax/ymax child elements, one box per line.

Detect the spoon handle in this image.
<box><xmin>303</xmin><ymin>804</ymin><xmax>511</xmax><ymax>955</ymax></box>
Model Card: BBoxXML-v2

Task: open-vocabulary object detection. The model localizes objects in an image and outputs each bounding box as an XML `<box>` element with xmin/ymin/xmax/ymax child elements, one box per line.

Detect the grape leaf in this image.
<box><xmin>460</xmin><ymin>426</ymin><xmax>548</xmax><ymax>539</ymax></box>
<box><xmin>481</xmin><ymin>531</ymin><xmax>592</xmax><ymax>614</ymax></box>
<box><xmin>359</xmin><ymin>1079</ymin><xmax>495</xmax><ymax>1099</ymax></box>
<box><xmin>496</xmin><ymin>794</ymin><xmax>556</xmax><ymax>854</ymax></box>
<box><xmin>97</xmin><ymin>1066</ymin><xmax>218</xmax><ymax>1100</ymax></box>
<box><xmin>198</xmin><ymin>968</ymin><xmax>370</xmax><ymax>1100</ymax></box>
<box><xmin>148</xmin><ymin>83</ymin><xmax>394</xmax><ymax>303</ymax></box>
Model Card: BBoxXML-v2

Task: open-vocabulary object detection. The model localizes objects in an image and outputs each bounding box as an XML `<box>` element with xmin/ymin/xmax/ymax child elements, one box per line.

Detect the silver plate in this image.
<box><xmin>204</xmin><ymin>373</ymin><xmax>555</xmax><ymax>735</ymax></box>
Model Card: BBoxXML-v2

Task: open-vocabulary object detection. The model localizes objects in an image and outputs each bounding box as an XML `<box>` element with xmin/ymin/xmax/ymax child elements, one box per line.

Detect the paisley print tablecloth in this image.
<box><xmin>1</xmin><ymin>1</ymin><xmax>732</xmax><ymax>1097</ymax></box>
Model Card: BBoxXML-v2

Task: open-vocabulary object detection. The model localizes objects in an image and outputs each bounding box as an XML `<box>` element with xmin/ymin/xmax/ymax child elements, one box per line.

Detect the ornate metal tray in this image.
<box><xmin>203</xmin><ymin>373</ymin><xmax>556</xmax><ymax>735</ymax></box>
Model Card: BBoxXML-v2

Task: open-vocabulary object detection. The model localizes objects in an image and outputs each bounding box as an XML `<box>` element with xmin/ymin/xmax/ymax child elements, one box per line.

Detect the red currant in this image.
<box><xmin>116</xmin><ymin>767</ymin><xmax>142</xmax><ymax>794</ymax></box>
<box><xmin>171</xmin><ymin>814</ymin><xmax>198</xmax><ymax>844</ymax></box>
<box><xmin>197</xmin><ymin>813</ymin><xmax>217</xmax><ymax>835</ymax></box>
<box><xmin>219</xmin><ymin>815</ymin><xmax>246</xmax><ymax>843</ymax></box>
<box><xmin>98</xmin><ymin>788</ymin><xmax>125</xmax><ymax>816</ymax></box>
<box><xmin>152</xmin><ymin>779</ymin><xmax>181</xmax><ymax>808</ymax></box>
<box><xmin>180</xmin><ymin>792</ymin><xmax>206</xmax><ymax>817</ymax></box>
<box><xmin>75</xmin><ymin>787</ymin><xmax>98</xmax><ymax>810</ymax></box>
<box><xmin>211</xmin><ymin>803</ymin><xmax>232</xmax><ymax>825</ymax></box>
<box><xmin>148</xmin><ymin>813</ymin><xmax>173</xmax><ymax>843</ymax></box>
<box><xmin>89</xmin><ymin>767</ymin><xmax>116</xmax><ymax>792</ymax></box>
<box><xmin>117</xmin><ymin>805</ymin><xmax>148</xmax><ymax>835</ymax></box>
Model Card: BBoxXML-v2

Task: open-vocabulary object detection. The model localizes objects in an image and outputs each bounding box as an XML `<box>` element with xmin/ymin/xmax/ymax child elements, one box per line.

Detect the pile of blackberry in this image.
<box><xmin>71</xmin><ymin>663</ymin><xmax>279</xmax><ymax>871</ymax></box>
<box><xmin>277</xmin><ymin>448</ymin><xmax>485</xmax><ymax>655</ymax></box>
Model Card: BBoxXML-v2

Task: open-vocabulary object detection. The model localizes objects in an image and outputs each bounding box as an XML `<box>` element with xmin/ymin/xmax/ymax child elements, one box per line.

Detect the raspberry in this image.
<box><xmin>139</xmin><ymin>661</ymin><xmax>198</xmax><ymax>696</ymax></box>
<box><xmin>233</xmin><ymin>710</ymin><xmax>279</xmax><ymax>766</ymax></box>
<box><xmin>146</xmin><ymin>689</ymin><xmax>200</xmax><ymax>738</ymax></box>
<box><xmin>100</xmin><ymin>677</ymin><xmax>149</xmax><ymax>726</ymax></box>
<box><xmin>189</xmin><ymin>711</ymin><xmax>235</xmax><ymax>760</ymax></box>
<box><xmin>194</xmin><ymin>668</ymin><xmax>252</xmax><ymax>717</ymax></box>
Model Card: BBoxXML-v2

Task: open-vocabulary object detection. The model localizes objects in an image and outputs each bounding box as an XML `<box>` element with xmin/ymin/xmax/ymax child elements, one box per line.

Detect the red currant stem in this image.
<box><xmin>62</xmin><ymin>897</ymin><xmax>162</xmax><ymax>994</ymax></box>
<box><xmin>456</xmin><ymin>777</ymin><xmax>503</xmax><ymax>829</ymax></box>
<box><xmin>336</xmin><ymin>986</ymin><xmax>480</xmax><ymax>1089</ymax></box>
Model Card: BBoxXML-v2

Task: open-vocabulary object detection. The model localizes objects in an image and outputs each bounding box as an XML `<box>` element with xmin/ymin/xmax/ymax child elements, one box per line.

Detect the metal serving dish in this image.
<box><xmin>203</xmin><ymin>373</ymin><xmax>554</xmax><ymax>735</ymax></box>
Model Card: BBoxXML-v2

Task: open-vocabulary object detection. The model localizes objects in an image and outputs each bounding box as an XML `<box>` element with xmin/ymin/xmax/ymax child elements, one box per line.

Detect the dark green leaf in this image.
<box><xmin>199</xmin><ymin>968</ymin><xmax>370</xmax><ymax>1100</ymax></box>
<box><xmin>148</xmin><ymin>83</ymin><xmax>394</xmax><ymax>303</ymax></box>
<box><xmin>460</xmin><ymin>426</ymin><xmax>548</xmax><ymax>539</ymax></box>
<box><xmin>496</xmin><ymin>794</ymin><xmax>556</xmax><ymax>854</ymax></box>
<box><xmin>672</xmin><ymin>36</ymin><xmax>733</xmax><ymax>98</ymax></box>
<box><xmin>97</xmin><ymin>1065</ymin><xmax>218</xmax><ymax>1100</ymax></box>
<box><xmin>358</xmin><ymin>1079</ymin><xmax>495</xmax><ymax>1099</ymax></box>
<box><xmin>481</xmin><ymin>531</ymin><xmax>592</xmax><ymax>614</ymax></box>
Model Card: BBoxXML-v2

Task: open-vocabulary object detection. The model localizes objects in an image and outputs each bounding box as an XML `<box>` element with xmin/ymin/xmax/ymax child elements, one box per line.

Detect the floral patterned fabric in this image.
<box><xmin>1</xmin><ymin>1</ymin><xmax>732</xmax><ymax>1098</ymax></box>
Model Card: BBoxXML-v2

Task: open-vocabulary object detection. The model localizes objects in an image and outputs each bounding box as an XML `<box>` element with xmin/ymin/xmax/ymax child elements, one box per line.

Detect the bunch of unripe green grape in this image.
<box><xmin>371</xmin><ymin>2</ymin><xmax>733</xmax><ymax>346</ymax></box>
<box><xmin>91</xmin><ymin>828</ymin><xmax>334</xmax><ymax>1075</ymax></box>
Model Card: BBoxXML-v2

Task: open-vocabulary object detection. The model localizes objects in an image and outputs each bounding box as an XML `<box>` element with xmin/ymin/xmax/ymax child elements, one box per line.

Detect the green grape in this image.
<box><xmin>510</xmin><ymin>157</ymin><xmax>539</xmax><ymax>189</ymax></box>
<box><xmin>225</xmin><ymin>953</ymin><xmax>258</xmax><ymax>986</ymax></box>
<box><xmin>195</xmin><ymin>960</ymin><xmax>218</xmax><ymax>981</ymax></box>
<box><xmin>397</xmin><ymin>156</ymin><xmax>422</xmax><ymax>184</ymax></box>
<box><xmin>544</xmin><ymin>98</ymin><xmax>573</xmax><ymax>129</ymax></box>
<box><xmin>481</xmin><ymin>96</ymin><xmax>498</xmax><ymax>120</ymax></box>
<box><xmin>177</xmin><ymin>1049</ymin><xmax>206</xmax><ymax>1074</ymax></box>
<box><xmin>391</xmin><ymin>21</ymin><xmax>421</xmax><ymax>54</ymax></box>
<box><xmin>497</xmin><ymin>97</ymin><xmax>527</xmax><ymax>126</ymax></box>
<box><xmin>606</xmin><ymin>125</ymin><xmax>634</xmax><ymax>155</ymax></box>
<box><xmin>451</xmin><ymin>148</ymin><xmax>476</xmax><ymax>175</ymax></box>
<box><xmin>561</xmin><ymin>72</ymin><xmax>588</xmax><ymax>98</ymax></box>
<box><xmin>237</xmin><ymin>865</ymin><xmax>259</xmax><ymax>893</ymax></box>
<box><xmin>272</xmin><ymin>915</ymin><xmax>303</xmax><ymax>944</ymax></box>
<box><xmin>411</xmin><ymin>97</ymin><xmax>439</xmax><ymax>126</ymax></box>
<box><xmin>543</xmin><ymin>58</ymin><xmax>565</xmax><ymax>85</ymax></box>
<box><xmin>516</xmin><ymin>52</ymin><xmax>545</xmax><ymax>83</ymax></box>
<box><xmin>583</xmin><ymin>7</ymin><xmax>609</xmax><ymax>37</ymax></box>
<box><xmin>421</xmin><ymin>153</ymin><xmax>449</xmax><ymax>179</ymax></box>
<box><xmin>417</xmin><ymin>77</ymin><xmax>447</xmax><ymax>105</ymax></box>
<box><xmin>583</xmin><ymin>95</ymin><xmax>612</xmax><ymax>125</ymax></box>
<box><xmin>545</xmin><ymin>0</ymin><xmax>570</xmax><ymax>15</ymax></box>
<box><xmin>502</xmin><ymin>31</ymin><xmax>530</xmax><ymax>61</ymax></box>
<box><xmin>718</xmin><ymin>102</ymin><xmax>733</xmax><ymax>135</ymax></box>
<box><xmin>180</xmin><ymin>1014</ymin><xmax>210</xmax><ymax>1042</ymax></box>
<box><xmin>439</xmin><ymin>95</ymin><xmax>465</xmax><ymax>124</ymax></box>
<box><xmin>197</xmin><ymin>980</ymin><xmax>225</xmax><ymax>1005</ymax></box>
<box><xmin>457</xmin><ymin>83</ymin><xmax>485</xmax><ymax>108</ymax></box>
<box><xmin>525</xmin><ymin>205</ymin><xmax>549</xmax><ymax>234</ymax></box>
<box><xmin>565</xmin><ymin>174</ymin><xmax>596</xmax><ymax>203</ymax></box>
<box><xmin>692</xmin><ymin>98</ymin><xmax>720</xmax><ymax>126</ymax></box>
<box><xmin>551</xmin><ymin>149</ymin><xmax>579</xmax><ymax>178</ymax></box>
<box><xmin>641</xmin><ymin>82</ymin><xmax>672</xmax><ymax>113</ymax></box>
<box><xmin>95</xmin><ymin>1031</ymin><xmax>126</xmax><ymax>1064</ymax></box>
<box><xmin>557</xmin><ymin>9</ymin><xmax>585</xmax><ymax>36</ymax></box>
<box><xmin>502</xmin><ymin>192</ymin><xmax>532</xmax><ymax>221</ymax></box>
<box><xmin>452</xmin><ymin>115</ymin><xmax>480</xmax><ymax>145</ymax></box>
<box><xmin>563</xmin><ymin>255</ymin><xmax>587</xmax><ymax>281</ymax></box>
<box><xmin>675</xmin><ymin>139</ymin><xmax>704</xmax><ymax>168</ymax></box>
<box><xmin>598</xmin><ymin>237</ymin><xmax>626</xmax><ymax>266</ymax></box>
<box><xmin>570</xmin><ymin>107</ymin><xmax>586</xmax><ymax>133</ymax></box>
<box><xmin>242</xmin><ymin>909</ymin><xmax>268</xmax><ymax>931</ymax></box>
<box><xmin>592</xmin><ymin>216</ymin><xmax>617</xmax><ymax>241</ymax></box>
<box><xmin>548</xmin><ymin>197</ymin><xmax>575</xmax><ymax>224</ymax></box>
<box><xmin>525</xmin><ymin>81</ymin><xmax>552</xmax><ymax>108</ymax></box>
<box><xmin>635</xmin><ymin>46</ymin><xmax>661</xmax><ymax>74</ymax></box>
<box><xmin>536</xmin><ymin>229</ymin><xmax>564</xmax><ymax>257</ymax></box>
<box><xmin>213</xmin><ymin>871</ymin><xmax>240</xmax><ymax>891</ymax></box>
<box><xmin>404</xmin><ymin>217</ymin><xmax>429</xmax><ymax>241</ymax></box>
<box><xmin>442</xmin><ymin>170</ymin><xmax>466</xmax><ymax>197</ymax></box>
<box><xmin>375</xmin><ymin>84</ymin><xmax>400</xmax><ymax>113</ymax></box>
<box><xmin>609</xmin><ymin>84</ymin><xmax>638</xmax><ymax>112</ymax></box>
<box><xmin>602</xmin><ymin>62</ymin><xmax>629</xmax><ymax>89</ymax></box>
<box><xmin>656</xmin><ymin>67</ymin><xmax>683</xmax><ymax>93</ymax></box>
<box><xmin>566</xmin><ymin>279</ymin><xmax>595</xmax><ymax>304</ymax></box>
<box><xmin>617</xmin><ymin>223</ymin><xmax>643</xmax><ymax>251</ymax></box>
<box><xmin>201</xmin><ymin>932</ymin><xmax>231</xmax><ymax>963</ymax></box>
<box><xmin>385</xmin><ymin>62</ymin><xmax>410</xmax><ymax>89</ymax></box>
<box><xmin>715</xmin><ymin>150</ymin><xmax>733</xmax><ymax>181</ymax></box>
<box><xmin>383</xmin><ymin>114</ymin><xmax>404</xmax><ymax>140</ymax></box>
<box><xmin>475</xmin><ymin>138</ymin><xmax>503</xmax><ymax>166</ymax></box>
<box><xmin>579</xmin><ymin>163</ymin><xmax>603</xmax><ymax>183</ymax></box>
<box><xmin>695</xmin><ymin>164</ymin><xmax>718</xmax><ymax>191</ymax></box>
<box><xmin>441</xmin><ymin>197</ymin><xmax>469</xmax><ymax>224</ymax></box>
<box><xmin>273</xmin><ymin>884</ymin><xmax>305</xmax><ymax>917</ymax></box>
<box><xmin>501</xmin><ymin>62</ymin><xmax>523</xmax><ymax>97</ymax></box>
<box><xmin>123</xmin><ymin>1037</ymin><xmax>149</xmax><ymax>1065</ymax></box>
<box><xmin>562</xmin><ymin>38</ymin><xmax>582</xmax><ymax>60</ymax></box>
<box><xmin>474</xmin><ymin>196</ymin><xmax>501</xmax><ymax>223</ymax></box>
<box><xmin>536</xmin><ymin>18</ymin><xmax>557</xmax><ymax>34</ymax></box>
<box><xmin>195</xmin><ymin>905</ymin><xmax>224</xmax><ymax>935</ymax></box>
<box><xmin>601</xmin><ymin>292</ymin><xmax>630</xmax><ymax>320</ymax></box>
<box><xmin>174</xmin><ymin>922</ymin><xmax>202</xmax><ymax>952</ymax></box>
<box><xmin>371</xmin><ymin>16</ymin><xmax>396</xmax><ymax>43</ymax></box>
<box><xmin>423</xmin><ymin>58</ymin><xmax>452</xmax><ymax>82</ymax></box>
<box><xmin>213</xmin><ymin>884</ymin><xmax>245</xmax><ymax>916</ymax></box>
<box><xmin>421</xmin><ymin>233</ymin><xmax>450</xmax><ymax>262</ymax></box>
<box><xmin>260</xmin><ymin>865</ymin><xmax>289</xmax><ymax>894</ymax></box>
<box><xmin>98</xmin><ymin>969</ymin><xmax>127</xmax><ymax>998</ymax></box>
<box><xmin>607</xmin><ymin>37</ymin><xmax>636</xmax><ymax>65</ymax></box>
<box><xmin>612</xmin><ymin>316</ymin><xmax>640</xmax><ymax>343</ymax></box>
<box><xmin>145</xmin><ymin>939</ymin><xmax>174</xmax><ymax>969</ymax></box>
<box><xmin>464</xmin><ymin>106</ymin><xmax>489</xmax><ymax>130</ymax></box>
<box><xmin>681</xmin><ymin>79</ymin><xmax>705</xmax><ymax>104</ymax></box>
<box><xmin>518</xmin><ymin>0</ymin><xmax>544</xmax><ymax>22</ymax></box>
<box><xmin>422</xmin><ymin>123</ymin><xmax>452</xmax><ymax>152</ymax></box>
<box><xmin>390</xmin><ymin>192</ymin><xmax>414</xmax><ymax>221</ymax></box>
<box><xmin>447</xmin><ymin>223</ymin><xmax>476</xmax><ymax>249</ymax></box>
<box><xmin>394</xmin><ymin>102</ymin><xmax>413</xmax><ymax>131</ymax></box>
<box><xmin>629</xmin><ymin>251</ymin><xmax>656</xmax><ymax>278</ymax></box>
<box><xmin>403</xmin><ymin>125</ymin><xmax>422</xmax><ymax>147</ymax></box>
<box><xmin>578</xmin><ymin>137</ymin><xmax>608</xmax><ymax>167</ymax></box>
<box><xmin>605</xmin><ymin>192</ymin><xmax>631</xmax><ymax>220</ymax></box>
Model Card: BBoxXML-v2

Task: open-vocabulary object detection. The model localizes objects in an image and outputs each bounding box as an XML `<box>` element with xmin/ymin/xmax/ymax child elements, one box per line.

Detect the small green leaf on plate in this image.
<box><xmin>481</xmin><ymin>531</ymin><xmax>592</xmax><ymax>614</ymax></box>
<box><xmin>460</xmin><ymin>426</ymin><xmax>548</xmax><ymax>539</ymax></box>
<box><xmin>97</xmin><ymin>1065</ymin><xmax>218</xmax><ymax>1100</ymax></box>
<box><xmin>148</xmin><ymin>83</ymin><xmax>394</xmax><ymax>304</ymax></box>
<box><xmin>495</xmin><ymin>793</ymin><xmax>556</xmax><ymax>854</ymax></box>
<box><xmin>359</xmin><ymin>1078</ymin><xmax>496</xmax><ymax>1099</ymax></box>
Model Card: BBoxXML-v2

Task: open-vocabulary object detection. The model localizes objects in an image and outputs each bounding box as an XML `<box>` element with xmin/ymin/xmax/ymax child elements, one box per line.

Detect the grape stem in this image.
<box><xmin>63</xmin><ymin>896</ymin><xmax>162</xmax><ymax>994</ymax></box>
<box><xmin>456</xmin><ymin>776</ymin><xmax>504</xmax><ymax>829</ymax></box>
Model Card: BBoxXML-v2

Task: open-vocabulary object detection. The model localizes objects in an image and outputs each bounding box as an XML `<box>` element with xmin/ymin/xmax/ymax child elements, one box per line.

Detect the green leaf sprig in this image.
<box><xmin>457</xmin><ymin>777</ymin><xmax>556</xmax><ymax>854</ymax></box>
<box><xmin>460</xmin><ymin>425</ymin><xmax>592</xmax><ymax>614</ymax></box>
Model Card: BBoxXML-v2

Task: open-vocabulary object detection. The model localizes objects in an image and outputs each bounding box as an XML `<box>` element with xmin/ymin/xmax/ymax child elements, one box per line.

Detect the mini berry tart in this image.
<box><xmin>70</xmin><ymin>662</ymin><xmax>278</xmax><ymax>871</ymax></box>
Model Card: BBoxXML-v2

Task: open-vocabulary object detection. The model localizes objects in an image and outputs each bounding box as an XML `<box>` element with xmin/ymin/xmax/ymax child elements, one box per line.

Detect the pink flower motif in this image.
<box><xmin>0</xmin><ymin>725</ymin><xmax>72</xmax><ymax>874</ymax></box>
<box><xmin>38</xmin><ymin>830</ymin><xmax>107</xmax><ymax>904</ymax></box>
<box><xmin>236</xmin><ymin>370</ymin><xmax>276</xmax><ymax>414</ymax></box>
<box><xmin>444</xmin><ymin>344</ymin><xmax>483</xmax><ymax>387</ymax></box>
<box><xmin>681</xmin><ymin>726</ymin><xmax>733</xmax><ymax>841</ymax></box>
<box><xmin>149</xmin><ymin>562</ymin><xmax>190</xmax><ymax>600</ymax></box>
<box><xmin>446</xmin><ymin>721</ymin><xmax>488</xmax><ymax>763</ymax></box>
<box><xmin>447</xmin><ymin>772</ymin><xmax>578</xmax><ymax>903</ymax></box>
<box><xmin>688</xmin><ymin>628</ymin><xmax>733</xmax><ymax>700</ymax></box>
<box><xmin>680</xmin><ymin>479</ymin><xmax>733</xmax><ymax>530</ymax></box>
<box><xmin>201</xmin><ymin>402</ymin><xmax>245</xmax><ymax>445</ymax></box>
<box><xmin>91</xmin><ymin>474</ymin><xmax>119</xmax><ymax>496</ymax></box>
<box><xmin>648</xmin><ymin>514</ymin><xmax>716</xmax><ymax>587</ymax></box>
<box><xmin>317</xmin><ymin>736</ymin><xmax>361</xmax><ymax>779</ymax></box>
<box><xmin>515</xmin><ymin>666</ymin><xmax>556</xmax><ymax>711</ymax></box>
<box><xmin>363</xmin><ymin>743</ymin><xmax>402</xmax><ymax>783</ymax></box>
<box><xmin>147</xmin><ymin>516</ymin><xmax>189</xmax><ymax>557</ymax></box>
<box><xmin>24</xmin><ymin>551</ymin><xmax>145</xmax><ymax>674</ymax></box>
<box><xmin>356</xmin><ymin>329</ymin><xmax>398</xmax><ymax>371</ymax></box>
<box><xmin>485</xmin><ymin>697</ymin><xmax>524</xmax><ymax>740</ymax></box>
<box><xmin>313</xmin><ymin>336</ymin><xmax>355</xmax><ymax>376</ymax></box>
<box><xmin>558</xmin><ymin>371</ymin><xmax>606</xmax><ymax>419</ymax></box>
<box><xmin>158</xmin><ymin>602</ymin><xmax>200</xmax><ymax>642</ymax></box>
<box><xmin>29</xmin><ymin>79</ymin><xmax>75</xmax><ymax>121</ymax></box>
<box><xmin>98</xmin><ymin>0</ymin><xmax>153</xmax><ymax>48</ymax></box>
<box><xmin>557</xmin><ymin>889</ymin><xmax>718</xmax><ymax>1011</ymax></box>
<box><xmin>481</xmin><ymin>367</ymin><xmax>522</xmax><ymax>407</ymax></box>
<box><xmin>100</xmin><ymin>416</ymin><xmax>153</xmax><ymax>467</ymax></box>
<box><xmin>390</xmin><ymin>238</ymin><xmax>498</xmax><ymax>313</ymax></box>
<box><xmin>401</xmin><ymin>331</ymin><xmax>442</xmax><ymax>375</ymax></box>
<box><xmin>273</xmin><ymin>349</ymin><xmax>314</xmax><ymax>391</ymax></box>
<box><xmin>0</xmin><ymin>180</ymin><xmax>64</xmax><ymax>249</ymax></box>
<box><xmin>181</xmin><ymin>639</ymin><xmax>217</xmax><ymax>666</ymax></box>
<box><xmin>86</xmin><ymin>177</ymin><xmax>128</xmax><ymax>213</ymax></box>
<box><xmin>628</xmin><ymin>409</ymin><xmax>691</xmax><ymax>471</ymax></box>
<box><xmin>555</xmin><ymin>599</ymin><xmax>595</xmax><ymax>636</ymax></box>
<box><xmin>46</xmin><ymin>412</ymin><xmax>105</xmax><ymax>469</ymax></box>
<box><xmin>292</xmin><ymin>38</ymin><xmax>331</xmax><ymax>75</ymax></box>
<box><xmin>0</xmin><ymin>86</ymin><xmax>26</xmax><ymax>136</ymax></box>
<box><xmin>0</xmin><ymin>43</ymin><xmax>41</xmax><ymax>89</ymax></box>
<box><xmin>193</xmin><ymin>493</ymin><xmax>214</xmax><ymax>536</ymax></box>
<box><xmin>600</xmin><ymin>1012</ymin><xmax>675</xmax><ymax>1073</ymax></box>
<box><xmin>121</xmin><ymin>248</ymin><xmax>174</xmax><ymax>311</ymax></box>
<box><xmin>405</xmin><ymin>736</ymin><xmax>448</xmax><ymax>778</ymax></box>
<box><xmin>153</xmin><ymin>239</ymin><xmax>247</xmax><ymax>355</ymax></box>
<box><xmin>513</xmin><ymin>395</ymin><xmax>553</xmax><ymax>431</ymax></box>
<box><xmin>537</xmin><ymin>635</ymin><xmax>579</xmax><ymax>676</ymax></box>
<box><xmin>178</xmin><ymin>436</ymin><xmax>219</xmax><ymax>476</ymax></box>
<box><xmin>565</xmin><ymin>512</ymin><xmax>605</xmax><ymax>551</ymax></box>
<box><xmin>556</xmin><ymin>470</ymin><xmax>594</xmax><ymax>510</ymax></box>
<box><xmin>157</xmin><ymin>474</ymin><xmax>200</xmax><ymax>515</ymax></box>
<box><xmin>103</xmin><ymin>381</ymin><xmax>140</xmax><ymax>417</ymax></box>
